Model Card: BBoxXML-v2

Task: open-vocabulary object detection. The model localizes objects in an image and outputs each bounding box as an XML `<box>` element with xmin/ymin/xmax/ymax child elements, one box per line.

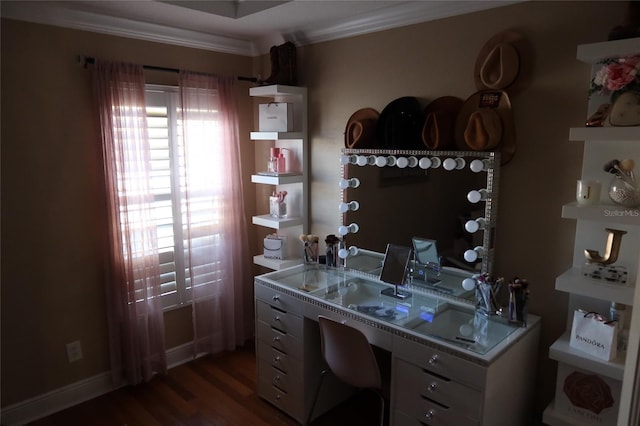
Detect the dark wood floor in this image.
<box><xmin>28</xmin><ymin>344</ymin><xmax>384</xmax><ymax>426</ymax></box>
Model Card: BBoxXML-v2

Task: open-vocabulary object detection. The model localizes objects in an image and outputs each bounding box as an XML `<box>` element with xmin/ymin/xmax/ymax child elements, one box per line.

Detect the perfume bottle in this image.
<box><xmin>267</xmin><ymin>147</ymin><xmax>287</xmax><ymax>174</ymax></box>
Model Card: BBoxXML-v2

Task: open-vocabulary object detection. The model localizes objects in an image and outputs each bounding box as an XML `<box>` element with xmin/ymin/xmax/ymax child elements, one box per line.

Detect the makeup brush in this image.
<box><xmin>604</xmin><ymin>159</ymin><xmax>634</xmax><ymax>184</ymax></box>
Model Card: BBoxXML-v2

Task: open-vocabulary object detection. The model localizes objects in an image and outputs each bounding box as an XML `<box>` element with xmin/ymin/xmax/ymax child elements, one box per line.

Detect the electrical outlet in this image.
<box><xmin>66</xmin><ymin>340</ymin><xmax>83</xmax><ymax>363</ymax></box>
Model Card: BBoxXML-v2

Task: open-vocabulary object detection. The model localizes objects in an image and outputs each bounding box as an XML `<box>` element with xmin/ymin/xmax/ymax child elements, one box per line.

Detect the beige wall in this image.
<box><xmin>292</xmin><ymin>0</ymin><xmax>628</xmax><ymax>417</ymax></box>
<box><xmin>0</xmin><ymin>0</ymin><xmax>631</xmax><ymax>420</ymax></box>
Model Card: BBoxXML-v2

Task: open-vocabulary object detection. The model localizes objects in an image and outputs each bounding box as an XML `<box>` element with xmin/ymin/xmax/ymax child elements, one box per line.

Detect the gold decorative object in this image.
<box><xmin>584</xmin><ymin>228</ymin><xmax>627</xmax><ymax>265</ymax></box>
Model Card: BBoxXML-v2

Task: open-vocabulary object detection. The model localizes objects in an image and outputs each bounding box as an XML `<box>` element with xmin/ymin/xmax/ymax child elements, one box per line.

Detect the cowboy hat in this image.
<box><xmin>344</xmin><ymin>108</ymin><xmax>379</xmax><ymax>148</ymax></box>
<box><xmin>474</xmin><ymin>31</ymin><xmax>528</xmax><ymax>92</ymax></box>
<box><xmin>376</xmin><ymin>96</ymin><xmax>423</xmax><ymax>149</ymax></box>
<box><xmin>455</xmin><ymin>90</ymin><xmax>516</xmax><ymax>165</ymax></box>
<box><xmin>421</xmin><ymin>96</ymin><xmax>463</xmax><ymax>150</ymax></box>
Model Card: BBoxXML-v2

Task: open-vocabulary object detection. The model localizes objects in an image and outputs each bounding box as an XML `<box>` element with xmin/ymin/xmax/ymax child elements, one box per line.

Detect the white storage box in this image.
<box><xmin>263</xmin><ymin>235</ymin><xmax>286</xmax><ymax>260</ymax></box>
<box><xmin>259</xmin><ymin>103</ymin><xmax>294</xmax><ymax>132</ymax></box>
<box><xmin>553</xmin><ymin>362</ymin><xmax>621</xmax><ymax>425</ymax></box>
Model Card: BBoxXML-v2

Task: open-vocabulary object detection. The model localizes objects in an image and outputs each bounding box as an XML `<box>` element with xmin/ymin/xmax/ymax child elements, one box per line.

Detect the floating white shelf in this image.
<box><xmin>251</xmin><ymin>174</ymin><xmax>303</xmax><ymax>185</ymax></box>
<box><xmin>576</xmin><ymin>37</ymin><xmax>640</xmax><ymax>63</ymax></box>
<box><xmin>569</xmin><ymin>127</ymin><xmax>640</xmax><ymax>141</ymax></box>
<box><xmin>253</xmin><ymin>254</ymin><xmax>302</xmax><ymax>270</ymax></box>
<box><xmin>555</xmin><ymin>268</ymin><xmax>635</xmax><ymax>304</ymax></box>
<box><xmin>549</xmin><ymin>332</ymin><xmax>625</xmax><ymax>381</ymax></box>
<box><xmin>561</xmin><ymin>202</ymin><xmax>640</xmax><ymax>226</ymax></box>
<box><xmin>252</xmin><ymin>214</ymin><xmax>303</xmax><ymax>229</ymax></box>
<box><xmin>249</xmin><ymin>84</ymin><xmax>307</xmax><ymax>98</ymax></box>
<box><xmin>250</xmin><ymin>131</ymin><xmax>304</xmax><ymax>141</ymax></box>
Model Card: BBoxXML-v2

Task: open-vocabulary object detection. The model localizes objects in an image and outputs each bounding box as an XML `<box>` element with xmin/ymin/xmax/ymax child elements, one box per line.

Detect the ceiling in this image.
<box><xmin>1</xmin><ymin>0</ymin><xmax>520</xmax><ymax>56</ymax></box>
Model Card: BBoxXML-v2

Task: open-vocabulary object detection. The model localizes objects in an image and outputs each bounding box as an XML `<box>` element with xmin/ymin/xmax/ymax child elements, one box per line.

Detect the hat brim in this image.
<box><xmin>344</xmin><ymin>108</ymin><xmax>379</xmax><ymax>148</ymax></box>
<box><xmin>455</xmin><ymin>90</ymin><xmax>515</xmax><ymax>165</ymax></box>
<box><xmin>474</xmin><ymin>31</ymin><xmax>531</xmax><ymax>94</ymax></box>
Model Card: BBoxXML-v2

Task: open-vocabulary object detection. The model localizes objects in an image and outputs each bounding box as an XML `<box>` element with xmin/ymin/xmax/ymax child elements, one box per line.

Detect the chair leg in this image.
<box><xmin>377</xmin><ymin>390</ymin><xmax>385</xmax><ymax>426</ymax></box>
<box><xmin>305</xmin><ymin>369</ymin><xmax>328</xmax><ymax>426</ymax></box>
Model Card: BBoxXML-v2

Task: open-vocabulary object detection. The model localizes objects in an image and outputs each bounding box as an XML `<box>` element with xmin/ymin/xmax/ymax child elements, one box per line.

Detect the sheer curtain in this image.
<box><xmin>93</xmin><ymin>61</ymin><xmax>167</xmax><ymax>384</ymax></box>
<box><xmin>179</xmin><ymin>71</ymin><xmax>251</xmax><ymax>355</ymax></box>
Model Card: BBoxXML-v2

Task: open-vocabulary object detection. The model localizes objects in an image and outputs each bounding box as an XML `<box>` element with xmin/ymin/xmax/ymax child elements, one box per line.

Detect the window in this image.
<box><xmin>144</xmin><ymin>85</ymin><xmax>223</xmax><ymax>309</ymax></box>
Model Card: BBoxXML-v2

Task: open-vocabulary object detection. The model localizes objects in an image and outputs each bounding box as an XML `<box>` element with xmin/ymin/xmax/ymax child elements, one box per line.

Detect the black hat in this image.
<box><xmin>376</xmin><ymin>97</ymin><xmax>423</xmax><ymax>149</ymax></box>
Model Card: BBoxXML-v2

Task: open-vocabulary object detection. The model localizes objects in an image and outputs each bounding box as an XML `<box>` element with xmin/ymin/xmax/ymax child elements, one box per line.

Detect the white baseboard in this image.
<box><xmin>1</xmin><ymin>342</ymin><xmax>198</xmax><ymax>425</ymax></box>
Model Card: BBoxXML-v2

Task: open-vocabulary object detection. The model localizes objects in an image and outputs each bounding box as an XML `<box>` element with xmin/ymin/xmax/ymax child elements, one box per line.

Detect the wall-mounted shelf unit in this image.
<box><xmin>543</xmin><ymin>38</ymin><xmax>640</xmax><ymax>426</ymax></box>
<box><xmin>249</xmin><ymin>85</ymin><xmax>308</xmax><ymax>270</ymax></box>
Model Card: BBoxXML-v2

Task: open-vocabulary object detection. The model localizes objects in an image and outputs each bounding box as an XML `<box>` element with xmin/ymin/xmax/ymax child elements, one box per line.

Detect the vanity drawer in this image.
<box><xmin>256</xmin><ymin>320</ymin><xmax>303</xmax><ymax>360</ymax></box>
<box><xmin>396</xmin><ymin>393</ymin><xmax>479</xmax><ymax>426</ymax></box>
<box><xmin>257</xmin><ymin>381</ymin><xmax>304</xmax><ymax>422</ymax></box>
<box><xmin>256</xmin><ymin>341</ymin><xmax>303</xmax><ymax>379</ymax></box>
<box><xmin>393</xmin><ymin>336</ymin><xmax>485</xmax><ymax>389</ymax></box>
<box><xmin>258</xmin><ymin>357</ymin><xmax>302</xmax><ymax>394</ymax></box>
<box><xmin>255</xmin><ymin>284</ymin><xmax>302</xmax><ymax>315</ymax></box>
<box><xmin>393</xmin><ymin>358</ymin><xmax>481</xmax><ymax>418</ymax></box>
<box><xmin>256</xmin><ymin>300</ymin><xmax>303</xmax><ymax>338</ymax></box>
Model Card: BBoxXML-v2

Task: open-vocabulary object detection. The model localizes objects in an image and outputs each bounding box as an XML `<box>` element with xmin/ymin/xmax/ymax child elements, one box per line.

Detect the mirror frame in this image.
<box><xmin>340</xmin><ymin>148</ymin><xmax>500</xmax><ymax>277</ymax></box>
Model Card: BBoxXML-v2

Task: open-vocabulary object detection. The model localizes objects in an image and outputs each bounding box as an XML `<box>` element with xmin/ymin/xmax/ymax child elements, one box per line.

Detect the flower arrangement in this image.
<box><xmin>590</xmin><ymin>55</ymin><xmax>640</xmax><ymax>98</ymax></box>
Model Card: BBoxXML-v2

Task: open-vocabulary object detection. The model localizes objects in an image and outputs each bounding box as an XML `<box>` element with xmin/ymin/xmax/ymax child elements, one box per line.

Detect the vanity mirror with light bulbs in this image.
<box><xmin>338</xmin><ymin>148</ymin><xmax>500</xmax><ymax>304</ymax></box>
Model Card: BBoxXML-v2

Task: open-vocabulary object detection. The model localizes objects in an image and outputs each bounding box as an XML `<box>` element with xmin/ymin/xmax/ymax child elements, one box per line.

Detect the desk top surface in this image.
<box><xmin>255</xmin><ymin>263</ymin><xmax>540</xmax><ymax>362</ymax></box>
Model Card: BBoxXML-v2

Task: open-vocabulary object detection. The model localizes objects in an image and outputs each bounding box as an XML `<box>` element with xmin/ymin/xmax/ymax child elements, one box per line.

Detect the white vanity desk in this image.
<box><xmin>254</xmin><ymin>262</ymin><xmax>540</xmax><ymax>426</ymax></box>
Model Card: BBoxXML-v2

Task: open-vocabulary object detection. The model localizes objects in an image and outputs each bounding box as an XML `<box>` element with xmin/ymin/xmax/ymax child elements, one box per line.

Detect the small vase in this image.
<box><xmin>608</xmin><ymin>176</ymin><xmax>640</xmax><ymax>208</ymax></box>
<box><xmin>608</xmin><ymin>90</ymin><xmax>640</xmax><ymax>126</ymax></box>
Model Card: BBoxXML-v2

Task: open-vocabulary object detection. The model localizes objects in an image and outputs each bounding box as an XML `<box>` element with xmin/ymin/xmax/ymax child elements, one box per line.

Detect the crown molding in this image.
<box><xmin>2</xmin><ymin>1</ymin><xmax>521</xmax><ymax>57</ymax></box>
<box><xmin>1</xmin><ymin>2</ymin><xmax>256</xmax><ymax>56</ymax></box>
<box><xmin>290</xmin><ymin>1</ymin><xmax>521</xmax><ymax>46</ymax></box>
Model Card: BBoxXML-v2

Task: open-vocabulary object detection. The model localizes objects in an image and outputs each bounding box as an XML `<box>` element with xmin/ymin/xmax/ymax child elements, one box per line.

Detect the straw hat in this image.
<box><xmin>455</xmin><ymin>90</ymin><xmax>516</xmax><ymax>165</ymax></box>
<box><xmin>421</xmin><ymin>96</ymin><xmax>463</xmax><ymax>150</ymax></box>
<box><xmin>474</xmin><ymin>31</ymin><xmax>527</xmax><ymax>92</ymax></box>
<box><xmin>344</xmin><ymin>108</ymin><xmax>379</xmax><ymax>148</ymax></box>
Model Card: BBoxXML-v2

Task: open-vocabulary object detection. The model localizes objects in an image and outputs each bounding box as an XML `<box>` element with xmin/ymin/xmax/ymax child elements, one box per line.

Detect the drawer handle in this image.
<box><xmin>274</xmin><ymin>375</ymin><xmax>281</xmax><ymax>381</ymax></box>
<box><xmin>272</xmin><ymin>295</ymin><xmax>280</xmax><ymax>301</ymax></box>
<box><xmin>273</xmin><ymin>336</ymin><xmax>281</xmax><ymax>342</ymax></box>
<box><xmin>428</xmin><ymin>354</ymin><xmax>438</xmax><ymax>365</ymax></box>
<box><xmin>273</xmin><ymin>356</ymin><xmax>281</xmax><ymax>363</ymax></box>
<box><xmin>276</xmin><ymin>394</ymin><xmax>281</xmax><ymax>400</ymax></box>
<box><xmin>425</xmin><ymin>409</ymin><xmax>435</xmax><ymax>420</ymax></box>
<box><xmin>274</xmin><ymin>315</ymin><xmax>281</xmax><ymax>321</ymax></box>
<box><xmin>428</xmin><ymin>382</ymin><xmax>437</xmax><ymax>392</ymax></box>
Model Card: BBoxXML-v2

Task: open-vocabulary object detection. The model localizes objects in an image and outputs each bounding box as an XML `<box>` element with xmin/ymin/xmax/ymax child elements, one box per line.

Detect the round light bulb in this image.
<box><xmin>367</xmin><ymin>155</ymin><xmax>377</xmax><ymax>165</ymax></box>
<box><xmin>470</xmin><ymin>159</ymin><xmax>488</xmax><ymax>173</ymax></box>
<box><xmin>375</xmin><ymin>156</ymin><xmax>387</xmax><ymax>167</ymax></box>
<box><xmin>443</xmin><ymin>158</ymin><xmax>457</xmax><ymax>171</ymax></box>
<box><xmin>338</xmin><ymin>223</ymin><xmax>359</xmax><ymax>236</ymax></box>
<box><xmin>462</xmin><ymin>278</ymin><xmax>476</xmax><ymax>291</ymax></box>
<box><xmin>464</xmin><ymin>218</ymin><xmax>486</xmax><ymax>233</ymax></box>
<box><xmin>464</xmin><ymin>246</ymin><xmax>484</xmax><ymax>262</ymax></box>
<box><xmin>338</xmin><ymin>200</ymin><xmax>360</xmax><ymax>213</ymax></box>
<box><xmin>386</xmin><ymin>156</ymin><xmax>397</xmax><ymax>166</ymax></box>
<box><xmin>464</xmin><ymin>249</ymin><xmax>478</xmax><ymax>262</ymax></box>
<box><xmin>356</xmin><ymin>155</ymin><xmax>368</xmax><ymax>166</ymax></box>
<box><xmin>396</xmin><ymin>157</ymin><xmax>409</xmax><ymax>168</ymax></box>
<box><xmin>467</xmin><ymin>189</ymin><xmax>488</xmax><ymax>203</ymax></box>
<box><xmin>339</xmin><ymin>177</ymin><xmax>360</xmax><ymax>189</ymax></box>
<box><xmin>340</xmin><ymin>155</ymin><xmax>357</xmax><ymax>165</ymax></box>
<box><xmin>419</xmin><ymin>157</ymin><xmax>432</xmax><ymax>169</ymax></box>
<box><xmin>338</xmin><ymin>246</ymin><xmax>359</xmax><ymax>259</ymax></box>
<box><xmin>430</xmin><ymin>157</ymin><xmax>442</xmax><ymax>168</ymax></box>
<box><xmin>407</xmin><ymin>156</ymin><xmax>418</xmax><ymax>167</ymax></box>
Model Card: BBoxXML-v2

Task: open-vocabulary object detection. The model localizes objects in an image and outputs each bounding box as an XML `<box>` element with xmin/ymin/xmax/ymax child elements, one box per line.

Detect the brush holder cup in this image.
<box><xmin>608</xmin><ymin>176</ymin><xmax>640</xmax><ymax>208</ymax></box>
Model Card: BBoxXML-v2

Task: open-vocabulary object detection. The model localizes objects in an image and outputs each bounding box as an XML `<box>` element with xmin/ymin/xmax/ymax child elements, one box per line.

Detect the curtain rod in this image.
<box><xmin>78</xmin><ymin>55</ymin><xmax>258</xmax><ymax>82</ymax></box>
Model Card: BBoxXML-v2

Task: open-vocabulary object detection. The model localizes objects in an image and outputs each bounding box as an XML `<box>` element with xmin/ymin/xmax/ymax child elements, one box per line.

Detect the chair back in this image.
<box><xmin>318</xmin><ymin>316</ymin><xmax>382</xmax><ymax>390</ymax></box>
